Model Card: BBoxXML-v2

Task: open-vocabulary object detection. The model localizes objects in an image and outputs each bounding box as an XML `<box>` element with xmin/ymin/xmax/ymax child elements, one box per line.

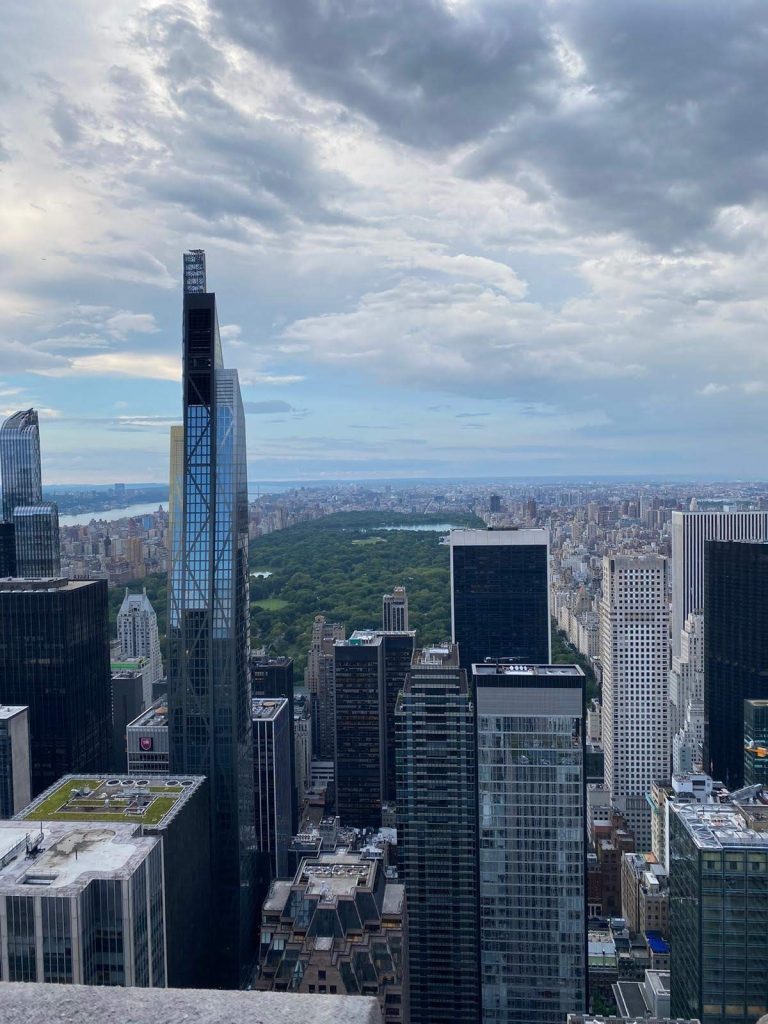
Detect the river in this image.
<box><xmin>59</xmin><ymin>502</ymin><xmax>168</xmax><ymax>526</ymax></box>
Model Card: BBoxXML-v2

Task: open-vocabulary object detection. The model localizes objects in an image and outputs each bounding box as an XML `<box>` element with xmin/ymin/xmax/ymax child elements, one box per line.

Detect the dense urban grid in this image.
<box><xmin>3</xmin><ymin>251</ymin><xmax>768</xmax><ymax>1024</ymax></box>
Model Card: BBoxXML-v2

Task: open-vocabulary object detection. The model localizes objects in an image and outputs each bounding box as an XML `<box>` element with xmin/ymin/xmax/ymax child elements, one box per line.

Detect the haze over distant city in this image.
<box><xmin>3</xmin><ymin>1</ymin><xmax>768</xmax><ymax>482</ymax></box>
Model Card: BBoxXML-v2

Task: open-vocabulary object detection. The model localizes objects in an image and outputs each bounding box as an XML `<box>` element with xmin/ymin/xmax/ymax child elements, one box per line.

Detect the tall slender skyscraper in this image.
<box><xmin>450</xmin><ymin>528</ymin><xmax>550</xmax><ymax>671</ymax></box>
<box><xmin>383</xmin><ymin>585</ymin><xmax>409</xmax><ymax>631</ymax></box>
<box><xmin>474</xmin><ymin>662</ymin><xmax>586</xmax><ymax>1024</ymax></box>
<box><xmin>117</xmin><ymin>588</ymin><xmax>163</xmax><ymax>687</ymax></box>
<box><xmin>0</xmin><ymin>409</ymin><xmax>42</xmax><ymax>523</ymax></box>
<box><xmin>601</xmin><ymin>555</ymin><xmax>669</xmax><ymax>848</ymax></box>
<box><xmin>167</xmin><ymin>250</ymin><xmax>255</xmax><ymax>988</ymax></box>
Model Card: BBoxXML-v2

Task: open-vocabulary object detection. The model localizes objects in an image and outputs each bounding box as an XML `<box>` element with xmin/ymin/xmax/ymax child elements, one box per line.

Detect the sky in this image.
<box><xmin>2</xmin><ymin>0</ymin><xmax>768</xmax><ymax>484</ymax></box>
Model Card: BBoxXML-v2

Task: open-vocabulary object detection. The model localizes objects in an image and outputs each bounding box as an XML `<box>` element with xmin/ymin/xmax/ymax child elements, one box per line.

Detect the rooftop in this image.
<box><xmin>449</xmin><ymin>527</ymin><xmax>548</xmax><ymax>546</ymax></box>
<box><xmin>127</xmin><ymin>701</ymin><xmax>168</xmax><ymax>730</ymax></box>
<box><xmin>338</xmin><ymin>630</ymin><xmax>383</xmax><ymax>647</ymax></box>
<box><xmin>473</xmin><ymin>662</ymin><xmax>584</xmax><ymax>678</ymax></box>
<box><xmin>0</xmin><ymin>984</ymin><xmax>382</xmax><ymax>1024</ymax></box>
<box><xmin>0</xmin><ymin>821</ymin><xmax>157</xmax><ymax>893</ymax></box>
<box><xmin>671</xmin><ymin>800</ymin><xmax>768</xmax><ymax>850</ymax></box>
<box><xmin>298</xmin><ymin>855</ymin><xmax>375</xmax><ymax>898</ymax></box>
<box><xmin>17</xmin><ymin>774</ymin><xmax>203</xmax><ymax>828</ymax></box>
<box><xmin>252</xmin><ymin>697</ymin><xmax>288</xmax><ymax>721</ymax></box>
<box><xmin>0</xmin><ymin>705</ymin><xmax>27</xmax><ymax>721</ymax></box>
<box><xmin>0</xmin><ymin>578</ymin><xmax>94</xmax><ymax>593</ymax></box>
<box><xmin>412</xmin><ymin>644</ymin><xmax>459</xmax><ymax>667</ymax></box>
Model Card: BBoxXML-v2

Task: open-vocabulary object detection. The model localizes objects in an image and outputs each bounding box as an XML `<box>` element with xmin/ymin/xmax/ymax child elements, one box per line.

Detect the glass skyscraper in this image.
<box><xmin>450</xmin><ymin>529</ymin><xmax>550</xmax><ymax>671</ymax></box>
<box><xmin>396</xmin><ymin>644</ymin><xmax>481</xmax><ymax>1024</ymax></box>
<box><xmin>167</xmin><ymin>250</ymin><xmax>255</xmax><ymax>988</ymax></box>
<box><xmin>0</xmin><ymin>409</ymin><xmax>42</xmax><ymax>523</ymax></box>
<box><xmin>13</xmin><ymin>505</ymin><xmax>60</xmax><ymax>577</ymax></box>
<box><xmin>474</xmin><ymin>663</ymin><xmax>587</xmax><ymax>1024</ymax></box>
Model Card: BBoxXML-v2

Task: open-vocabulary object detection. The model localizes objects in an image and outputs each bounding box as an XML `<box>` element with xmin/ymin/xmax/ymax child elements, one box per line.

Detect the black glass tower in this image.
<box><xmin>704</xmin><ymin>539</ymin><xmax>768</xmax><ymax>787</ymax></box>
<box><xmin>168</xmin><ymin>250</ymin><xmax>256</xmax><ymax>988</ymax></box>
<box><xmin>13</xmin><ymin>505</ymin><xmax>60</xmax><ymax>576</ymax></box>
<box><xmin>396</xmin><ymin>644</ymin><xmax>481</xmax><ymax>1024</ymax></box>
<box><xmin>0</xmin><ymin>578</ymin><xmax>112</xmax><ymax>795</ymax></box>
<box><xmin>377</xmin><ymin>629</ymin><xmax>416</xmax><ymax>804</ymax></box>
<box><xmin>0</xmin><ymin>522</ymin><xmax>16</xmax><ymax>576</ymax></box>
<box><xmin>450</xmin><ymin>528</ymin><xmax>550</xmax><ymax>671</ymax></box>
<box><xmin>250</xmin><ymin>654</ymin><xmax>297</xmax><ymax>832</ymax></box>
<box><xmin>0</xmin><ymin>409</ymin><xmax>42</xmax><ymax>523</ymax></box>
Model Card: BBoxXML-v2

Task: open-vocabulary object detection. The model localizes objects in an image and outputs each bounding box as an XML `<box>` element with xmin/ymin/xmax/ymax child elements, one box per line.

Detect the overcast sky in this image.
<box><xmin>2</xmin><ymin>0</ymin><xmax>768</xmax><ymax>484</ymax></box>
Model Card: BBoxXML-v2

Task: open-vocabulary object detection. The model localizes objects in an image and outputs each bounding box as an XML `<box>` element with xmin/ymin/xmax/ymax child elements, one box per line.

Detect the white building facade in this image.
<box><xmin>117</xmin><ymin>588</ymin><xmax>163</xmax><ymax>687</ymax></box>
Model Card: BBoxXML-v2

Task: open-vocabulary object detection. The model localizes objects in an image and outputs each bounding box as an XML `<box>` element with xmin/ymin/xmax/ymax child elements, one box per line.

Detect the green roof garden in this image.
<box><xmin>18</xmin><ymin>775</ymin><xmax>199</xmax><ymax>828</ymax></box>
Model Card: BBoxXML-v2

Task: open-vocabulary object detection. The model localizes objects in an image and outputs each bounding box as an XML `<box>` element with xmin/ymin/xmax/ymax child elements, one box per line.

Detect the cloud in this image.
<box><xmin>105</xmin><ymin>311</ymin><xmax>159</xmax><ymax>337</ymax></box>
<box><xmin>244</xmin><ymin>400</ymin><xmax>295</xmax><ymax>414</ymax></box>
<box><xmin>39</xmin><ymin>352</ymin><xmax>180</xmax><ymax>382</ymax></box>
<box><xmin>697</xmin><ymin>383</ymin><xmax>728</xmax><ymax>396</ymax></box>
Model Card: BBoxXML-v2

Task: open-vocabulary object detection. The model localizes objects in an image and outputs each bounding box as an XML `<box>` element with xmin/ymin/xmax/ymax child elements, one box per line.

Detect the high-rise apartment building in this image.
<box><xmin>382</xmin><ymin>585</ymin><xmax>409</xmax><ymax>631</ymax></box>
<box><xmin>251</xmin><ymin>654</ymin><xmax>296</xmax><ymax>832</ymax></box>
<box><xmin>167</xmin><ymin>249</ymin><xmax>255</xmax><ymax>987</ymax></box>
<box><xmin>258</xmin><ymin>853</ymin><xmax>409</xmax><ymax>1023</ymax></box>
<box><xmin>378</xmin><ymin>629</ymin><xmax>415</xmax><ymax>804</ymax></box>
<box><xmin>333</xmin><ymin>631</ymin><xmax>384</xmax><ymax>828</ymax></box>
<box><xmin>396</xmin><ymin>644</ymin><xmax>481</xmax><ymax>1024</ymax></box>
<box><xmin>704</xmin><ymin>540</ymin><xmax>768</xmax><ymax>787</ymax></box>
<box><xmin>117</xmin><ymin>588</ymin><xmax>163</xmax><ymax>687</ymax></box>
<box><xmin>670</xmin><ymin>796</ymin><xmax>768</xmax><ymax>1024</ymax></box>
<box><xmin>13</xmin><ymin>505</ymin><xmax>60</xmax><ymax>577</ymax></box>
<box><xmin>253</xmin><ymin>697</ymin><xmax>293</xmax><ymax>887</ymax></box>
<box><xmin>669</xmin><ymin>613</ymin><xmax>705</xmax><ymax>775</ymax></box>
<box><xmin>601</xmin><ymin>555</ymin><xmax>669</xmax><ymax>849</ymax></box>
<box><xmin>474</xmin><ymin>663</ymin><xmax>587</xmax><ymax>1024</ymax></box>
<box><xmin>0</xmin><ymin>706</ymin><xmax>31</xmax><ymax>818</ymax></box>
<box><xmin>0</xmin><ymin>577</ymin><xmax>112</xmax><ymax>795</ymax></box>
<box><xmin>305</xmin><ymin>615</ymin><xmax>344</xmax><ymax>760</ymax></box>
<box><xmin>671</xmin><ymin>510</ymin><xmax>768</xmax><ymax>658</ymax></box>
<box><xmin>0</xmin><ymin>409</ymin><xmax>42</xmax><ymax>523</ymax></box>
<box><xmin>450</xmin><ymin>528</ymin><xmax>550</xmax><ymax>671</ymax></box>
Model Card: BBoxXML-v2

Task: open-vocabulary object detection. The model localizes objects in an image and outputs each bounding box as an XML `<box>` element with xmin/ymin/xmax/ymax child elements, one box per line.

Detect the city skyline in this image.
<box><xmin>3</xmin><ymin>4</ymin><xmax>768</xmax><ymax>482</ymax></box>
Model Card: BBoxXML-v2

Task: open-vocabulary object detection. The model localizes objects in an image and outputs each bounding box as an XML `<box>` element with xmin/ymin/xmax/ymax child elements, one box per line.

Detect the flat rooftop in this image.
<box><xmin>297</xmin><ymin>854</ymin><xmax>375</xmax><ymax>898</ymax></box>
<box><xmin>473</xmin><ymin>662</ymin><xmax>584</xmax><ymax>678</ymax></box>
<box><xmin>449</xmin><ymin>527</ymin><xmax>548</xmax><ymax>546</ymax></box>
<box><xmin>252</xmin><ymin>697</ymin><xmax>288</xmax><ymax>721</ymax></box>
<box><xmin>0</xmin><ymin>984</ymin><xmax>383</xmax><ymax>1024</ymax></box>
<box><xmin>338</xmin><ymin>630</ymin><xmax>382</xmax><ymax>647</ymax></box>
<box><xmin>127</xmin><ymin>702</ymin><xmax>168</xmax><ymax>730</ymax></box>
<box><xmin>17</xmin><ymin>774</ymin><xmax>203</xmax><ymax>828</ymax></box>
<box><xmin>672</xmin><ymin>800</ymin><xmax>768</xmax><ymax>850</ymax></box>
<box><xmin>0</xmin><ymin>821</ymin><xmax>157</xmax><ymax>893</ymax></box>
<box><xmin>412</xmin><ymin>644</ymin><xmax>459</xmax><ymax>667</ymax></box>
<box><xmin>0</xmin><ymin>578</ymin><xmax>95</xmax><ymax>593</ymax></box>
<box><xmin>0</xmin><ymin>705</ymin><xmax>27</xmax><ymax>720</ymax></box>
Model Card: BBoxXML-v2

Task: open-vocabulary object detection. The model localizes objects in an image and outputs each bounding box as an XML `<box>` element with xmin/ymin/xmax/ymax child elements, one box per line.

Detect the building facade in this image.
<box><xmin>378</xmin><ymin>629</ymin><xmax>415</xmax><ymax>804</ymax></box>
<box><xmin>0</xmin><ymin>707</ymin><xmax>31</xmax><ymax>818</ymax></box>
<box><xmin>117</xmin><ymin>589</ymin><xmax>163</xmax><ymax>688</ymax></box>
<box><xmin>474</xmin><ymin>663</ymin><xmax>587</xmax><ymax>1024</ymax></box>
<box><xmin>396</xmin><ymin>644</ymin><xmax>481</xmax><ymax>1024</ymax></box>
<box><xmin>0</xmin><ymin>522</ymin><xmax>16</xmax><ymax>576</ymax></box>
<box><xmin>744</xmin><ymin>699</ymin><xmax>768</xmax><ymax>786</ymax></box>
<box><xmin>450</xmin><ymin>528</ymin><xmax>550</xmax><ymax>671</ymax></box>
<box><xmin>13</xmin><ymin>505</ymin><xmax>60</xmax><ymax>577</ymax></box>
<box><xmin>0</xmin><ymin>409</ymin><xmax>42</xmax><ymax>524</ymax></box>
<box><xmin>671</xmin><ymin>510</ymin><xmax>768</xmax><ymax>658</ymax></box>
<box><xmin>670</xmin><ymin>613</ymin><xmax>705</xmax><ymax>775</ymax></box>
<box><xmin>601</xmin><ymin>555</ymin><xmax>669</xmax><ymax>849</ymax></box>
<box><xmin>251</xmin><ymin>654</ymin><xmax>296</xmax><ymax>832</ymax></box>
<box><xmin>0</xmin><ymin>578</ymin><xmax>112</xmax><ymax>796</ymax></box>
<box><xmin>166</xmin><ymin>249</ymin><xmax>255</xmax><ymax>987</ymax></box>
<box><xmin>382</xmin><ymin>586</ymin><xmax>409</xmax><ymax>631</ymax></box>
<box><xmin>704</xmin><ymin>540</ymin><xmax>768</xmax><ymax>787</ymax></box>
<box><xmin>305</xmin><ymin>616</ymin><xmax>345</xmax><ymax>760</ymax></box>
<box><xmin>253</xmin><ymin>697</ymin><xmax>293</xmax><ymax>886</ymax></box>
<box><xmin>127</xmin><ymin>700</ymin><xmax>169</xmax><ymax>775</ymax></box>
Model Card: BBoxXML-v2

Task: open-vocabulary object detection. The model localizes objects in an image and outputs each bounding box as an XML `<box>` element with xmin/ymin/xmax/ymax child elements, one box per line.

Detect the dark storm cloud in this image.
<box><xmin>211</xmin><ymin>0</ymin><xmax>559</xmax><ymax>149</ymax></box>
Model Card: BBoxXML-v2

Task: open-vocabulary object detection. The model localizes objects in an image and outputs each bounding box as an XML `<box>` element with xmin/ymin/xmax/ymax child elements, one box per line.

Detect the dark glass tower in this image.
<box><xmin>0</xmin><ymin>522</ymin><xmax>16</xmax><ymax>576</ymax></box>
<box><xmin>704</xmin><ymin>540</ymin><xmax>768</xmax><ymax>787</ymax></box>
<box><xmin>450</xmin><ymin>529</ymin><xmax>550</xmax><ymax>671</ymax></box>
<box><xmin>396</xmin><ymin>644</ymin><xmax>481</xmax><ymax>1024</ymax></box>
<box><xmin>250</xmin><ymin>654</ymin><xmax>297</xmax><ymax>832</ymax></box>
<box><xmin>378</xmin><ymin>629</ymin><xmax>416</xmax><ymax>804</ymax></box>
<box><xmin>13</xmin><ymin>505</ymin><xmax>60</xmax><ymax>576</ymax></box>
<box><xmin>0</xmin><ymin>409</ymin><xmax>42</xmax><ymax>523</ymax></box>
<box><xmin>167</xmin><ymin>250</ymin><xmax>255</xmax><ymax>988</ymax></box>
<box><xmin>0</xmin><ymin>578</ymin><xmax>112</xmax><ymax>795</ymax></box>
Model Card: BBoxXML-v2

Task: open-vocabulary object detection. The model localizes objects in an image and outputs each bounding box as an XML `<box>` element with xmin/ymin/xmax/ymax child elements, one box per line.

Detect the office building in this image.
<box><xmin>601</xmin><ymin>555</ymin><xmax>669</xmax><ymax>849</ymax></box>
<box><xmin>0</xmin><ymin>522</ymin><xmax>15</xmax><ymax>576</ymax></box>
<box><xmin>167</xmin><ymin>251</ymin><xmax>255</xmax><ymax>987</ymax></box>
<box><xmin>0</xmin><ymin>985</ymin><xmax>385</xmax><ymax>1024</ymax></box>
<box><xmin>305</xmin><ymin>615</ymin><xmax>345</xmax><ymax>760</ymax></box>
<box><xmin>378</xmin><ymin>629</ymin><xmax>415</xmax><ymax>803</ymax></box>
<box><xmin>293</xmin><ymin>697</ymin><xmax>312</xmax><ymax>807</ymax></box>
<box><xmin>670</xmin><ymin>613</ymin><xmax>705</xmax><ymax>775</ymax></box>
<box><xmin>669</xmin><ymin>796</ymin><xmax>768</xmax><ymax>1023</ymax></box>
<box><xmin>111</xmin><ymin>659</ymin><xmax>153</xmax><ymax>772</ymax></box>
<box><xmin>671</xmin><ymin>510</ymin><xmax>768</xmax><ymax>658</ymax></box>
<box><xmin>0</xmin><ymin>409</ymin><xmax>42</xmax><ymax>523</ymax></box>
<box><xmin>0</xmin><ymin>707</ymin><xmax>31</xmax><ymax>818</ymax></box>
<box><xmin>127</xmin><ymin>699</ymin><xmax>169</xmax><ymax>775</ymax></box>
<box><xmin>117</xmin><ymin>588</ymin><xmax>163</xmax><ymax>688</ymax></box>
<box><xmin>253</xmin><ymin>697</ymin><xmax>293</xmax><ymax>894</ymax></box>
<box><xmin>334</xmin><ymin>631</ymin><xmax>384</xmax><ymax>828</ymax></box>
<box><xmin>18</xmin><ymin>773</ymin><xmax>211</xmax><ymax>989</ymax></box>
<box><xmin>13</xmin><ymin>505</ymin><xmax>60</xmax><ymax>577</ymax></box>
<box><xmin>396</xmin><ymin>644</ymin><xmax>480</xmax><ymax>1024</ymax></box>
<box><xmin>474</xmin><ymin>663</ymin><xmax>587</xmax><ymax>1024</ymax></box>
<box><xmin>251</xmin><ymin>654</ymin><xmax>296</xmax><ymax>832</ymax></box>
<box><xmin>705</xmin><ymin>540</ymin><xmax>768</xmax><ymax>787</ymax></box>
<box><xmin>383</xmin><ymin>586</ymin><xmax>409</xmax><ymax>631</ymax></box>
<box><xmin>258</xmin><ymin>853</ymin><xmax>408</xmax><ymax>1024</ymax></box>
<box><xmin>450</xmin><ymin>528</ymin><xmax>550</xmax><ymax>671</ymax></box>
<box><xmin>744</xmin><ymin>699</ymin><xmax>768</xmax><ymax>786</ymax></box>
<box><xmin>0</xmin><ymin>578</ymin><xmax>112</xmax><ymax>795</ymax></box>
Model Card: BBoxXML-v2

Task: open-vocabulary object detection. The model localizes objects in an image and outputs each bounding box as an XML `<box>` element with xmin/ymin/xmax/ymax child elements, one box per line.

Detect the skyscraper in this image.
<box><xmin>0</xmin><ymin>409</ymin><xmax>42</xmax><ymax>523</ymax></box>
<box><xmin>167</xmin><ymin>249</ymin><xmax>255</xmax><ymax>988</ymax></box>
<box><xmin>12</xmin><ymin>505</ymin><xmax>60</xmax><ymax>576</ymax></box>
<box><xmin>0</xmin><ymin>577</ymin><xmax>112</xmax><ymax>795</ymax></box>
<box><xmin>0</xmin><ymin>706</ymin><xmax>31</xmax><ymax>818</ymax></box>
<box><xmin>601</xmin><ymin>555</ymin><xmax>669</xmax><ymax>849</ymax></box>
<box><xmin>671</xmin><ymin>510</ymin><xmax>768</xmax><ymax>658</ymax></box>
<box><xmin>474</xmin><ymin>663</ymin><xmax>587</xmax><ymax>1024</ymax></box>
<box><xmin>669</xmin><ymin>612</ymin><xmax>705</xmax><ymax>775</ymax></box>
<box><xmin>704</xmin><ymin>539</ymin><xmax>768</xmax><ymax>787</ymax></box>
<box><xmin>378</xmin><ymin>629</ymin><xmax>416</xmax><ymax>804</ymax></box>
<box><xmin>0</xmin><ymin>523</ymin><xmax>16</xmax><ymax>576</ymax></box>
<box><xmin>251</xmin><ymin>654</ymin><xmax>296</xmax><ymax>832</ymax></box>
<box><xmin>382</xmin><ymin>585</ymin><xmax>409</xmax><ymax>631</ymax></box>
<box><xmin>305</xmin><ymin>615</ymin><xmax>344</xmax><ymax>760</ymax></box>
<box><xmin>396</xmin><ymin>644</ymin><xmax>481</xmax><ymax>1024</ymax></box>
<box><xmin>743</xmin><ymin>699</ymin><xmax>768</xmax><ymax>786</ymax></box>
<box><xmin>117</xmin><ymin>588</ymin><xmax>163</xmax><ymax>687</ymax></box>
<box><xmin>450</xmin><ymin>528</ymin><xmax>550</xmax><ymax>671</ymax></box>
<box><xmin>252</xmin><ymin>696</ymin><xmax>293</xmax><ymax>885</ymax></box>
